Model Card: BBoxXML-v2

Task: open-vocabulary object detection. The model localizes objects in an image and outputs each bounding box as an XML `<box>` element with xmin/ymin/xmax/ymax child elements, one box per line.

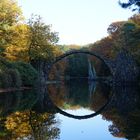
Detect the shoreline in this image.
<box><xmin>0</xmin><ymin>87</ymin><xmax>32</xmax><ymax>93</ymax></box>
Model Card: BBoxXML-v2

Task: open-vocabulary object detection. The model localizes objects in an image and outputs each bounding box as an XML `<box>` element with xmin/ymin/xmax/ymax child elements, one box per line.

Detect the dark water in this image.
<box><xmin>0</xmin><ymin>80</ymin><xmax>139</xmax><ymax>140</ymax></box>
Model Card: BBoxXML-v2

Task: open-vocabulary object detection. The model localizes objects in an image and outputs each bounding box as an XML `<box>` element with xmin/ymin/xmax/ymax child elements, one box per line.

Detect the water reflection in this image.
<box><xmin>102</xmin><ymin>86</ymin><xmax>140</xmax><ymax>139</ymax></box>
<box><xmin>47</xmin><ymin>79</ymin><xmax>110</xmax><ymax>118</ymax></box>
<box><xmin>0</xmin><ymin>90</ymin><xmax>60</xmax><ymax>140</ymax></box>
<box><xmin>47</xmin><ymin>79</ymin><xmax>96</xmax><ymax>112</ymax></box>
<box><xmin>0</xmin><ymin>82</ymin><xmax>139</xmax><ymax>140</ymax></box>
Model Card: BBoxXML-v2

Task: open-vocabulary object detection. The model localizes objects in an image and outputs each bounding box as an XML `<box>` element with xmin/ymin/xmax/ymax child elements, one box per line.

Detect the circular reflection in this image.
<box><xmin>47</xmin><ymin>81</ymin><xmax>112</xmax><ymax>119</ymax></box>
<box><xmin>47</xmin><ymin>51</ymin><xmax>112</xmax><ymax>119</ymax></box>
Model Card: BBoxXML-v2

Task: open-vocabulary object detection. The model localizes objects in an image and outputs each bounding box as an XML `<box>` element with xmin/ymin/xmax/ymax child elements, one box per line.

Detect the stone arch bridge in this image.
<box><xmin>33</xmin><ymin>50</ymin><xmax>139</xmax><ymax>120</ymax></box>
<box><xmin>47</xmin><ymin>50</ymin><xmax>114</xmax><ymax>75</ymax></box>
<box><xmin>32</xmin><ymin>49</ymin><xmax>139</xmax><ymax>85</ymax></box>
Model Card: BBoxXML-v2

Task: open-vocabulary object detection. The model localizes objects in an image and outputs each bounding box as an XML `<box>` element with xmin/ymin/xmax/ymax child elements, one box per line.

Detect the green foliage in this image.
<box><xmin>110</xmin><ymin>20</ymin><xmax>140</xmax><ymax>65</ymax></box>
<box><xmin>0</xmin><ymin>71</ymin><xmax>8</xmax><ymax>88</ymax></box>
<box><xmin>0</xmin><ymin>0</ymin><xmax>62</xmax><ymax>88</ymax></box>
<box><xmin>58</xmin><ymin>44</ymin><xmax>81</xmax><ymax>52</ymax></box>
<box><xmin>0</xmin><ymin>57</ymin><xmax>21</xmax><ymax>88</ymax></box>
<box><xmin>0</xmin><ymin>68</ymin><xmax>21</xmax><ymax>88</ymax></box>
<box><xmin>65</xmin><ymin>53</ymin><xmax>88</xmax><ymax>77</ymax></box>
<box><xmin>12</xmin><ymin>62</ymin><xmax>38</xmax><ymax>86</ymax></box>
<box><xmin>7</xmin><ymin>69</ymin><xmax>22</xmax><ymax>88</ymax></box>
<box><xmin>0</xmin><ymin>57</ymin><xmax>38</xmax><ymax>88</ymax></box>
<box><xmin>65</xmin><ymin>79</ymin><xmax>90</xmax><ymax>108</ymax></box>
<box><xmin>27</xmin><ymin>15</ymin><xmax>59</xmax><ymax>61</ymax></box>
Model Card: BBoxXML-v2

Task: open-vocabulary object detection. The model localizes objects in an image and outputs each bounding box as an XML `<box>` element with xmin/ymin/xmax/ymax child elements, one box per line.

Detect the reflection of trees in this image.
<box><xmin>29</xmin><ymin>111</ymin><xmax>60</xmax><ymax>140</ymax></box>
<box><xmin>107</xmin><ymin>112</ymin><xmax>140</xmax><ymax>139</ymax></box>
<box><xmin>48</xmin><ymin>79</ymin><xmax>93</xmax><ymax>109</ymax></box>
<box><xmin>89</xmin><ymin>84</ymin><xmax>140</xmax><ymax>139</ymax></box>
<box><xmin>48</xmin><ymin>83</ymin><xmax>66</xmax><ymax>107</ymax></box>
<box><xmin>0</xmin><ymin>87</ymin><xmax>60</xmax><ymax>140</ymax></box>
<box><xmin>101</xmin><ymin>86</ymin><xmax>140</xmax><ymax>140</ymax></box>
<box><xmin>0</xmin><ymin>111</ymin><xmax>60</xmax><ymax>140</ymax></box>
<box><xmin>90</xmin><ymin>83</ymin><xmax>110</xmax><ymax>111</ymax></box>
<box><xmin>65</xmin><ymin>80</ymin><xmax>90</xmax><ymax>108</ymax></box>
<box><xmin>0</xmin><ymin>90</ymin><xmax>38</xmax><ymax>116</ymax></box>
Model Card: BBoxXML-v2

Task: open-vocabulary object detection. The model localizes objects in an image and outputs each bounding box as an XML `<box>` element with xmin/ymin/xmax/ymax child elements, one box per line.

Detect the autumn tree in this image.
<box><xmin>129</xmin><ymin>14</ymin><xmax>140</xmax><ymax>25</ymax></box>
<box><xmin>4</xmin><ymin>24</ymin><xmax>29</xmax><ymax>61</ymax></box>
<box><xmin>107</xmin><ymin>19</ymin><xmax>140</xmax><ymax>64</ymax></box>
<box><xmin>0</xmin><ymin>0</ymin><xmax>25</xmax><ymax>57</ymax></box>
<box><xmin>88</xmin><ymin>14</ymin><xmax>140</xmax><ymax>76</ymax></box>
<box><xmin>0</xmin><ymin>1</ymin><xmax>61</xmax><ymax>62</ymax></box>
<box><xmin>88</xmin><ymin>37</ymin><xmax>114</xmax><ymax>76</ymax></box>
<box><xmin>107</xmin><ymin>21</ymin><xmax>130</xmax><ymax>52</ymax></box>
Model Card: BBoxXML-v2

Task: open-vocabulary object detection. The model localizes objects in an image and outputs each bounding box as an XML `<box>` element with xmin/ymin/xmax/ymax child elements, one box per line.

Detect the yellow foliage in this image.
<box><xmin>4</xmin><ymin>24</ymin><xmax>30</xmax><ymax>61</ymax></box>
<box><xmin>4</xmin><ymin>111</ymin><xmax>53</xmax><ymax>139</ymax></box>
<box><xmin>0</xmin><ymin>0</ymin><xmax>23</xmax><ymax>25</ymax></box>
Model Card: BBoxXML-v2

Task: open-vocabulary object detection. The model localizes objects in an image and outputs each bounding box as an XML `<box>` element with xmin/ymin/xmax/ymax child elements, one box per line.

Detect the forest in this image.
<box><xmin>1</xmin><ymin>0</ymin><xmax>140</xmax><ymax>140</ymax></box>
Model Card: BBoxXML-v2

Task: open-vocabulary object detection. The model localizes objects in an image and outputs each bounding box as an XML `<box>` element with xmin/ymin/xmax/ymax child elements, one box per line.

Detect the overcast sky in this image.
<box><xmin>17</xmin><ymin>0</ymin><xmax>133</xmax><ymax>45</ymax></box>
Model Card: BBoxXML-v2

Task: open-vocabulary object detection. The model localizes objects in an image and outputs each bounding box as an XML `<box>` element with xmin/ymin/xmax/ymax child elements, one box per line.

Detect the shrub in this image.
<box><xmin>0</xmin><ymin>69</ymin><xmax>22</xmax><ymax>88</ymax></box>
<box><xmin>0</xmin><ymin>57</ymin><xmax>38</xmax><ymax>88</ymax></box>
<box><xmin>0</xmin><ymin>71</ymin><xmax>8</xmax><ymax>88</ymax></box>
<box><xmin>12</xmin><ymin>62</ymin><xmax>38</xmax><ymax>86</ymax></box>
<box><xmin>7</xmin><ymin>69</ymin><xmax>22</xmax><ymax>88</ymax></box>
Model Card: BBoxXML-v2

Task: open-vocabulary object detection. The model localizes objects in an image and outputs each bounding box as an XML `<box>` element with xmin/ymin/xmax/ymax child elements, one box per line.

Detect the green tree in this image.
<box><xmin>28</xmin><ymin>15</ymin><xmax>59</xmax><ymax>61</ymax></box>
<box><xmin>107</xmin><ymin>19</ymin><xmax>140</xmax><ymax>64</ymax></box>
<box><xmin>65</xmin><ymin>53</ymin><xmax>88</xmax><ymax>78</ymax></box>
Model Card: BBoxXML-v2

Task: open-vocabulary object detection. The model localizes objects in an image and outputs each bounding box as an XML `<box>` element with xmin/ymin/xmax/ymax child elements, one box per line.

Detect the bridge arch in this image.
<box><xmin>47</xmin><ymin>50</ymin><xmax>112</xmax><ymax>75</ymax></box>
<box><xmin>46</xmin><ymin>50</ymin><xmax>113</xmax><ymax>119</ymax></box>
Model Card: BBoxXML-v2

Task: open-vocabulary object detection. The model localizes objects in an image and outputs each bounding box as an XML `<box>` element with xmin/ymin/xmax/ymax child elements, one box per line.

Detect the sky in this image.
<box><xmin>57</xmin><ymin>110</ymin><xmax>125</xmax><ymax>140</ymax></box>
<box><xmin>17</xmin><ymin>0</ymin><xmax>134</xmax><ymax>45</ymax></box>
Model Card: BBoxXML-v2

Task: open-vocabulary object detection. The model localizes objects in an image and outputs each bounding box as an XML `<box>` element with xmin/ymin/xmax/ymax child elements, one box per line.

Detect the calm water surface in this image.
<box><xmin>57</xmin><ymin>111</ymin><xmax>125</xmax><ymax>140</ymax></box>
<box><xmin>0</xmin><ymin>80</ymin><xmax>139</xmax><ymax>140</ymax></box>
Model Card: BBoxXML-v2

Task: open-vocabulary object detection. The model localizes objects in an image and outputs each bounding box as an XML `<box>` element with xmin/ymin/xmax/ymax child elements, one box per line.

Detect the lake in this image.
<box><xmin>0</xmin><ymin>79</ymin><xmax>139</xmax><ymax>140</ymax></box>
